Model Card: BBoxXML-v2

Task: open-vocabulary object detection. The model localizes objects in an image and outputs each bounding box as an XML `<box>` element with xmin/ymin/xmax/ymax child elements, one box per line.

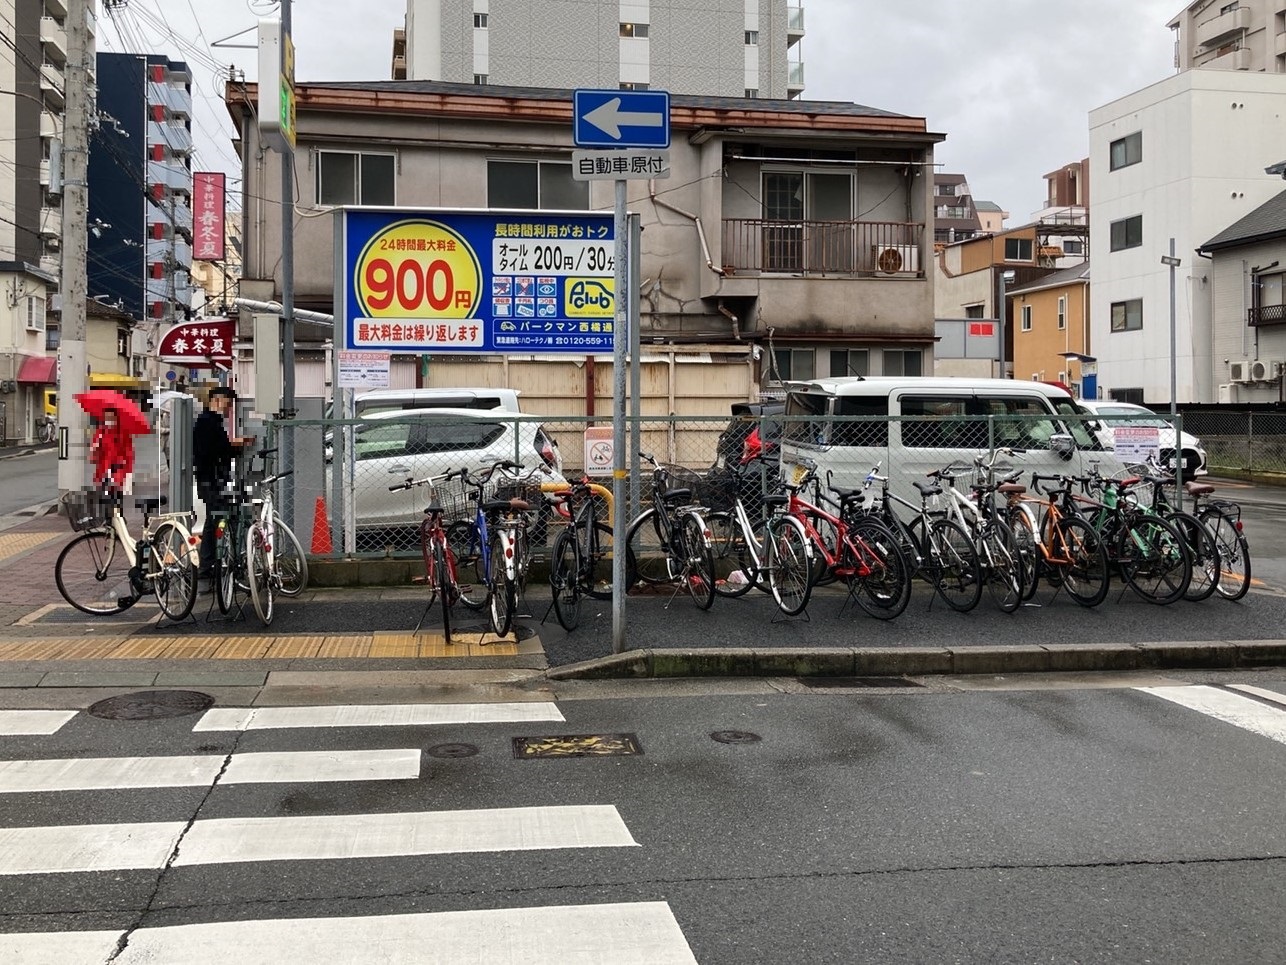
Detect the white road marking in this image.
<box><xmin>1136</xmin><ymin>685</ymin><xmax>1286</xmax><ymax>744</ymax></box>
<box><xmin>193</xmin><ymin>701</ymin><xmax>565</xmax><ymax>731</ymax></box>
<box><xmin>0</xmin><ymin>804</ymin><xmax>635</xmax><ymax>875</ymax></box>
<box><xmin>0</xmin><ymin>749</ymin><xmax>421</xmax><ymax>793</ymax></box>
<box><xmin>0</xmin><ymin>709</ymin><xmax>76</xmax><ymax>736</ymax></box>
<box><xmin>1229</xmin><ymin>683</ymin><xmax>1286</xmax><ymax>710</ymax></box>
<box><xmin>0</xmin><ymin>901</ymin><xmax>698</xmax><ymax>965</ymax></box>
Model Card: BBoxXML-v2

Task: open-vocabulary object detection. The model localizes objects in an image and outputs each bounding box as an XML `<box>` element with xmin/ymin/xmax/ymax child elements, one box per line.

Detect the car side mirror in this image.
<box><xmin>1050</xmin><ymin>433</ymin><xmax>1075</xmax><ymax>459</ymax></box>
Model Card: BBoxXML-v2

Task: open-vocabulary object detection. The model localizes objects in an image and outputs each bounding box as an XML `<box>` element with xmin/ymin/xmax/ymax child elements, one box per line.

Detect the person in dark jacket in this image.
<box><xmin>194</xmin><ymin>387</ymin><xmax>253</xmax><ymax>580</ymax></box>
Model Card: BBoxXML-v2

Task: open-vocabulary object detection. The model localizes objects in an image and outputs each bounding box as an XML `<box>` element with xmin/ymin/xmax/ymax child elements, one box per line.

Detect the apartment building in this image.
<box><xmin>1088</xmin><ymin>68</ymin><xmax>1286</xmax><ymax>404</ymax></box>
<box><xmin>933</xmin><ymin>174</ymin><xmax>982</xmax><ymax>245</ymax></box>
<box><xmin>88</xmin><ymin>52</ymin><xmax>196</xmax><ymax>380</ymax></box>
<box><xmin>1168</xmin><ymin>0</ymin><xmax>1286</xmax><ymax>72</ymax></box>
<box><xmin>395</xmin><ymin>0</ymin><xmax>805</xmax><ymax>99</ymax></box>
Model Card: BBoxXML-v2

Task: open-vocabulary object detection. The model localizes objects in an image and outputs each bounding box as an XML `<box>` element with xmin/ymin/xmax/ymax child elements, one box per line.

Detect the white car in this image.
<box><xmin>346</xmin><ymin>408</ymin><xmax>564</xmax><ymax>532</ymax></box>
<box><xmin>1076</xmin><ymin>400</ymin><xmax>1208</xmax><ymax>477</ymax></box>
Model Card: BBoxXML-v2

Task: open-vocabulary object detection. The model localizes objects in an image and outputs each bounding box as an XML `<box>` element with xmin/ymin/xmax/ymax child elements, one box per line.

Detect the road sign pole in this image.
<box><xmin>612</xmin><ymin>178</ymin><xmax>628</xmax><ymax>654</ymax></box>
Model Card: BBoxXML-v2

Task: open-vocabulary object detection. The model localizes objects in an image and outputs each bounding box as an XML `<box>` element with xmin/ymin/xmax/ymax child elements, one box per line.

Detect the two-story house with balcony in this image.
<box><xmin>225</xmin><ymin>80</ymin><xmax>942</xmax><ymax>412</ymax></box>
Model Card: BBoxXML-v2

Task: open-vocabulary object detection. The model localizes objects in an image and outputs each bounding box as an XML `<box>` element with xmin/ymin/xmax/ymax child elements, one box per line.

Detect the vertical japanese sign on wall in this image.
<box><xmin>336</xmin><ymin>208</ymin><xmax>616</xmax><ymax>354</ymax></box>
<box><xmin>192</xmin><ymin>172</ymin><xmax>226</xmax><ymax>261</ymax></box>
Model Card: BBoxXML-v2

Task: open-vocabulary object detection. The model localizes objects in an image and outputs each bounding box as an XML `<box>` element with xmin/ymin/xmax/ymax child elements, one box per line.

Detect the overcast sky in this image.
<box><xmin>97</xmin><ymin>0</ymin><xmax>1181</xmax><ymax>220</ymax></box>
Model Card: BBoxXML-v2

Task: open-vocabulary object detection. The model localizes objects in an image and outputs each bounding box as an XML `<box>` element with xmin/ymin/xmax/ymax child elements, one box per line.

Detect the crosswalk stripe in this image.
<box><xmin>0</xmin><ymin>709</ymin><xmax>77</xmax><ymax>736</ymax></box>
<box><xmin>1136</xmin><ymin>685</ymin><xmax>1286</xmax><ymax>744</ymax></box>
<box><xmin>193</xmin><ymin>701</ymin><xmax>565</xmax><ymax>731</ymax></box>
<box><xmin>0</xmin><ymin>901</ymin><xmax>699</xmax><ymax>965</ymax></box>
<box><xmin>0</xmin><ymin>804</ymin><xmax>637</xmax><ymax>874</ymax></box>
<box><xmin>0</xmin><ymin>749</ymin><xmax>422</xmax><ymax>793</ymax></box>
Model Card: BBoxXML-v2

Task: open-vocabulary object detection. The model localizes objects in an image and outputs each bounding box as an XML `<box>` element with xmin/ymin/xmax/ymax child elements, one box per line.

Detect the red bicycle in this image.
<box><xmin>389</xmin><ymin>469</ymin><xmax>466</xmax><ymax>639</ymax></box>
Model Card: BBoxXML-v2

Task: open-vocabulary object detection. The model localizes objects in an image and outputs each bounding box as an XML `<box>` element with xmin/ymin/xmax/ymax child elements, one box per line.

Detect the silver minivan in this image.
<box><xmin>778</xmin><ymin>377</ymin><xmax>1123</xmax><ymax>506</ymax></box>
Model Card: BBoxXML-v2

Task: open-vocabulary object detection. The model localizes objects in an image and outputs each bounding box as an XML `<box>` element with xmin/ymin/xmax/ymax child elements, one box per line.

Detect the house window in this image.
<box><xmin>965</xmin><ymin>304</ymin><xmax>985</xmax><ymax>319</ymax></box>
<box><xmin>1110</xmin><ymin>214</ymin><xmax>1143</xmax><ymax>251</ymax></box>
<box><xmin>26</xmin><ymin>296</ymin><xmax>45</xmax><ymax>332</ymax></box>
<box><xmin>1063</xmin><ymin>238</ymin><xmax>1084</xmax><ymax>255</ymax></box>
<box><xmin>772</xmin><ymin>348</ymin><xmax>814</xmax><ymax>382</ymax></box>
<box><xmin>619</xmin><ymin>82</ymin><xmax>649</xmax><ymax>90</ymax></box>
<box><xmin>1220</xmin><ymin>1</ymin><xmax>1240</xmax><ymax>13</ymax></box>
<box><xmin>474</xmin><ymin>13</ymin><xmax>488</xmax><ymax>27</ymax></box>
<box><xmin>487</xmin><ymin>160</ymin><xmax>588</xmax><ymax>210</ymax></box>
<box><xmin>1110</xmin><ymin>298</ymin><xmax>1143</xmax><ymax>332</ymax></box>
<box><xmin>761</xmin><ymin>170</ymin><xmax>854</xmax><ymax>272</ymax></box>
<box><xmin>1004</xmin><ymin>238</ymin><xmax>1033</xmax><ymax>261</ymax></box>
<box><xmin>745</xmin><ymin>30</ymin><xmax>759</xmax><ymax>44</ymax></box>
<box><xmin>620</xmin><ymin>22</ymin><xmax>647</xmax><ymax>37</ymax></box>
<box><xmin>829</xmin><ymin>349</ymin><xmax>869</xmax><ymax>378</ymax></box>
<box><xmin>1020</xmin><ymin>305</ymin><xmax>1033</xmax><ymax>332</ymax></box>
<box><xmin>1110</xmin><ymin>387</ymin><xmax>1146</xmax><ymax>404</ymax></box>
<box><xmin>315</xmin><ymin>151</ymin><xmax>396</xmax><ymax>206</ymax></box>
<box><xmin>473</xmin><ymin>73</ymin><xmax>488</xmax><ymax>85</ymax></box>
<box><xmin>1057</xmin><ymin>296</ymin><xmax>1067</xmax><ymax>330</ymax></box>
<box><xmin>744</xmin><ymin>88</ymin><xmax>758</xmax><ymax>98</ymax></box>
<box><xmin>938</xmin><ymin>182</ymin><xmax>957</xmax><ymax>197</ymax></box>
<box><xmin>1109</xmin><ymin>131</ymin><xmax>1142</xmax><ymax>171</ymax></box>
<box><xmin>116</xmin><ymin>328</ymin><xmax>130</xmax><ymax>359</ymax></box>
<box><xmin>882</xmin><ymin>349</ymin><xmax>922</xmax><ymax>377</ymax></box>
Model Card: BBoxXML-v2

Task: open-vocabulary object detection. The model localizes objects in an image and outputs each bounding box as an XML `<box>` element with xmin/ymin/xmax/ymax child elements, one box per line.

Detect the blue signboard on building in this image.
<box><xmin>337</xmin><ymin>208</ymin><xmax>616</xmax><ymax>354</ymax></box>
<box><xmin>573</xmin><ymin>89</ymin><xmax>670</xmax><ymax>149</ymax></box>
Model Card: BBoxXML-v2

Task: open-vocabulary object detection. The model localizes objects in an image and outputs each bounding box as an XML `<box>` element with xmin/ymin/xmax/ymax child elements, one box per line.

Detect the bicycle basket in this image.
<box><xmin>658</xmin><ymin>466</ymin><xmax>705</xmax><ymax>503</ymax></box>
<box><xmin>700</xmin><ymin>471</ymin><xmax>738</xmax><ymax>512</ymax></box>
<box><xmin>491</xmin><ymin>476</ymin><xmax>544</xmax><ymax>506</ymax></box>
<box><xmin>433</xmin><ymin>479</ymin><xmax>473</xmax><ymax>522</ymax></box>
<box><xmin>62</xmin><ymin>490</ymin><xmax>110</xmax><ymax>532</ymax></box>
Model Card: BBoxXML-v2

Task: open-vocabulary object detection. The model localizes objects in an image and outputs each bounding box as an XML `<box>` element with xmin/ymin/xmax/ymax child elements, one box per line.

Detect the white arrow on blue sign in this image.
<box><xmin>573</xmin><ymin>89</ymin><xmax>671</xmax><ymax>149</ymax></box>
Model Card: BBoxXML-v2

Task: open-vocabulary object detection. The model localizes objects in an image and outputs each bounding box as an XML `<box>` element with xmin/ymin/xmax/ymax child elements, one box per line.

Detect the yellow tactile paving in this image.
<box><xmin>212</xmin><ymin>636</ymin><xmax>273</xmax><ymax>660</ymax></box>
<box><xmin>368</xmin><ymin>634</ymin><xmax>422</xmax><ymax>658</ymax></box>
<box><xmin>109</xmin><ymin>638</ymin><xmax>178</xmax><ymax>659</ymax></box>
<box><xmin>261</xmin><ymin>636</ymin><xmax>325</xmax><ymax>659</ymax></box>
<box><xmin>156</xmin><ymin>639</ymin><xmax>226</xmax><ymax>660</ymax></box>
<box><xmin>315</xmin><ymin>636</ymin><xmax>372</xmax><ymax>659</ymax></box>
<box><xmin>0</xmin><ymin>531</ymin><xmax>62</xmax><ymax>563</ymax></box>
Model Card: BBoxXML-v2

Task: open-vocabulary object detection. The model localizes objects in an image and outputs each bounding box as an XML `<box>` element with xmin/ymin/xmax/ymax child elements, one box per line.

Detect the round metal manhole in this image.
<box><xmin>454</xmin><ymin>624</ymin><xmax>536</xmax><ymax>642</ymax></box>
<box><xmin>87</xmin><ymin>690</ymin><xmax>215</xmax><ymax>721</ymax></box>
<box><xmin>426</xmin><ymin>742</ymin><xmax>479</xmax><ymax>759</ymax></box>
<box><xmin>710</xmin><ymin>730</ymin><xmax>761</xmax><ymax>745</ymax></box>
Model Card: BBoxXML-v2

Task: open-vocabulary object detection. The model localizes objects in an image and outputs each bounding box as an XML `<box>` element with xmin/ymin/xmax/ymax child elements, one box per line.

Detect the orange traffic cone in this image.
<box><xmin>311</xmin><ymin>495</ymin><xmax>333</xmax><ymax>554</ymax></box>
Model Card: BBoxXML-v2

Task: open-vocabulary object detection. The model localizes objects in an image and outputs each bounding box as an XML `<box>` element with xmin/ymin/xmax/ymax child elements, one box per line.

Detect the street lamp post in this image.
<box><xmin>1161</xmin><ymin>242</ymin><xmax>1181</xmax><ymax>506</ymax></box>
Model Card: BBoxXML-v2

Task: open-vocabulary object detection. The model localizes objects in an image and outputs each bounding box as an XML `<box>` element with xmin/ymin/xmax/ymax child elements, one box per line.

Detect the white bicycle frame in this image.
<box><xmin>489</xmin><ymin>467</ymin><xmax>545</xmax><ymax>583</ymax></box>
<box><xmin>101</xmin><ymin>503</ymin><xmax>199</xmax><ymax>575</ymax></box>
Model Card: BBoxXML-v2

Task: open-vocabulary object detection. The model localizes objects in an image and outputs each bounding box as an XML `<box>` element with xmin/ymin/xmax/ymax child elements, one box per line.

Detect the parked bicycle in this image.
<box><xmin>1012</xmin><ymin>474</ymin><xmax>1111</xmax><ymax>607</ymax></box>
<box><xmin>389</xmin><ymin>470</ymin><xmax>464</xmax><ymax>637</ymax></box>
<box><xmin>1126</xmin><ymin>460</ymin><xmax>1219</xmax><ymax>602</ymax></box>
<box><xmin>548</xmin><ymin>476</ymin><xmax>623</xmax><ymax>631</ymax></box>
<box><xmin>624</xmin><ymin>452</ymin><xmax>717</xmax><ymax>610</ymax></box>
<box><xmin>37</xmin><ymin>414</ymin><xmax>56</xmax><ymax>445</ymax></box>
<box><xmin>56</xmin><ymin>486</ymin><xmax>199</xmax><ymax>621</ymax></box>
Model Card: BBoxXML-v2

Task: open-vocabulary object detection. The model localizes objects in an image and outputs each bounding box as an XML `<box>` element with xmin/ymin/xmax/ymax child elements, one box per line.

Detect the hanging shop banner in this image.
<box><xmin>337</xmin><ymin>207</ymin><xmax>616</xmax><ymax>354</ymax></box>
<box><xmin>192</xmin><ymin>172</ymin><xmax>226</xmax><ymax>261</ymax></box>
<box><xmin>157</xmin><ymin>318</ymin><xmax>234</xmax><ymax>367</ymax></box>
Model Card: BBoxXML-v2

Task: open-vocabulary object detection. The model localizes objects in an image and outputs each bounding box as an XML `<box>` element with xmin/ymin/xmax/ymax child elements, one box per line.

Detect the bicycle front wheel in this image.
<box><xmin>680</xmin><ymin>513</ymin><xmax>716</xmax><ymax>610</ymax></box>
<box><xmin>982</xmin><ymin>522</ymin><xmax>1023</xmax><ymax>614</ymax></box>
<box><xmin>767</xmin><ymin>514</ymin><xmax>812</xmax><ymax>616</ymax></box>
<box><xmin>1054</xmin><ymin>517</ymin><xmax>1110</xmax><ymax>608</ymax></box>
<box><xmin>625</xmin><ymin>508</ymin><xmax>673</xmax><ymax>588</ymax></box>
<box><xmin>845</xmin><ymin>516</ymin><xmax>911</xmax><ymax>621</ymax></box>
<box><xmin>273</xmin><ymin>516</ymin><xmax>308</xmax><ymax>597</ymax></box>
<box><xmin>448</xmin><ymin>520</ymin><xmax>488</xmax><ymax>610</ymax></box>
<box><xmin>1007</xmin><ymin>505</ymin><xmax>1042</xmax><ymax>602</ymax></box>
<box><xmin>1203</xmin><ymin>509</ymin><xmax>1251</xmax><ymax>601</ymax></box>
<box><xmin>151</xmin><ymin>522</ymin><xmax>197</xmax><ymax>622</ymax></box>
<box><xmin>925</xmin><ymin>518</ymin><xmax>982</xmax><ymax>612</ymax></box>
<box><xmin>487</xmin><ymin>531</ymin><xmax>515</xmax><ymax>637</ymax></box>
<box><xmin>55</xmin><ymin>530</ymin><xmax>137</xmax><ymax>615</ymax></box>
<box><xmin>708</xmin><ymin>510</ymin><xmax>757</xmax><ymax>598</ymax></box>
<box><xmin>1167</xmin><ymin>511</ymin><xmax>1218</xmax><ymax>602</ymax></box>
<box><xmin>245</xmin><ymin>523</ymin><xmax>274</xmax><ymax>625</ymax></box>
<box><xmin>1117</xmin><ymin>514</ymin><xmax>1190</xmax><ymax>605</ymax></box>
<box><xmin>434</xmin><ymin>538</ymin><xmax>453</xmax><ymax>641</ymax></box>
<box><xmin>581</xmin><ymin>520</ymin><xmax>619</xmax><ymax>600</ymax></box>
<box><xmin>549</xmin><ymin>529</ymin><xmax>583</xmax><ymax>632</ymax></box>
<box><xmin>216</xmin><ymin>523</ymin><xmax>237</xmax><ymax>615</ymax></box>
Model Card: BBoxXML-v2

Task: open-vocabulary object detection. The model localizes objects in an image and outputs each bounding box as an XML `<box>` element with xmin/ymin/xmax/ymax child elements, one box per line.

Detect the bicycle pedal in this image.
<box><xmin>411</xmin><ymin>575</ymin><xmax>430</xmax><ymax>585</ymax></box>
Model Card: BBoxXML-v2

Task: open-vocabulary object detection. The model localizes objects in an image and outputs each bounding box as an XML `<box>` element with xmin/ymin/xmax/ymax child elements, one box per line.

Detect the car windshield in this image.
<box><xmin>1097</xmin><ymin>405</ymin><xmax>1168</xmax><ymax>428</ymax></box>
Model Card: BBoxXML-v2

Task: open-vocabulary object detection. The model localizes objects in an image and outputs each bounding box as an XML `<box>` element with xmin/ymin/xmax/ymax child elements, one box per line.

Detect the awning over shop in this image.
<box><xmin>15</xmin><ymin>356</ymin><xmax>56</xmax><ymax>384</ymax></box>
<box><xmin>88</xmin><ymin>373</ymin><xmax>150</xmax><ymax>391</ymax></box>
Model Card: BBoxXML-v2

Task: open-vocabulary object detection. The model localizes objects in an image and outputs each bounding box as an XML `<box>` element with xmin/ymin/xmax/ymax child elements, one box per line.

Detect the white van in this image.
<box><xmin>778</xmin><ymin>377</ymin><xmax>1124</xmax><ymax>505</ymax></box>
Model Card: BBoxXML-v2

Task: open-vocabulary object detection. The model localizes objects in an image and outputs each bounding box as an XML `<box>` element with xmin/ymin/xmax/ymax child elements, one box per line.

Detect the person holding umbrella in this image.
<box><xmin>75</xmin><ymin>389</ymin><xmax>152</xmax><ymax>495</ymax></box>
<box><xmin>193</xmin><ymin>387</ymin><xmax>254</xmax><ymax>585</ymax></box>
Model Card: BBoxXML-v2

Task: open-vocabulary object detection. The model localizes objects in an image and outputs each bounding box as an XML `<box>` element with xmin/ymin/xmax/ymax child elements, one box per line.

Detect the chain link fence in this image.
<box><xmin>1182</xmin><ymin>410</ymin><xmax>1286</xmax><ymax>476</ymax></box>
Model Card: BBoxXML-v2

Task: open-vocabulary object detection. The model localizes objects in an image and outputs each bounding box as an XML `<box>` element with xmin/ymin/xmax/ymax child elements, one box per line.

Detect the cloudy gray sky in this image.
<box><xmin>98</xmin><ymin>0</ymin><xmax>1180</xmax><ymax>220</ymax></box>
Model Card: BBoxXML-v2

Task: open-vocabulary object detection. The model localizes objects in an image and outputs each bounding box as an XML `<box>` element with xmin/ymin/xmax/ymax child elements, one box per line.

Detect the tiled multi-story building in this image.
<box><xmin>1168</xmin><ymin>0</ymin><xmax>1286</xmax><ymax>72</ymax></box>
<box><xmin>394</xmin><ymin>0</ymin><xmax>805</xmax><ymax>99</ymax></box>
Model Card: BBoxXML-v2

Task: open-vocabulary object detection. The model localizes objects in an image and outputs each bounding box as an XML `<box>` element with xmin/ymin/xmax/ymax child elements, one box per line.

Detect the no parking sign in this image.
<box><xmin>584</xmin><ymin>426</ymin><xmax>614</xmax><ymax>477</ymax></box>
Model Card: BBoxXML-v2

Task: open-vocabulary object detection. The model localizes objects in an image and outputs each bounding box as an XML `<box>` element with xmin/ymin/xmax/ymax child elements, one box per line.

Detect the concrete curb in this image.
<box><xmin>545</xmin><ymin>640</ymin><xmax>1286</xmax><ymax>680</ymax></box>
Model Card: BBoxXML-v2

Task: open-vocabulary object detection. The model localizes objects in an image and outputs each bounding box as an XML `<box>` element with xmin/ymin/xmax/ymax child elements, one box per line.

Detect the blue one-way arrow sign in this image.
<box><xmin>573</xmin><ymin>89</ymin><xmax>671</xmax><ymax>149</ymax></box>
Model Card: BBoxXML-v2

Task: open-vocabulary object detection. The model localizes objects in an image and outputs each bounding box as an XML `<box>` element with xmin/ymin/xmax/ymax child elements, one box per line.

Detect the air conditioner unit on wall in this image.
<box><xmin>1229</xmin><ymin>359</ymin><xmax>1253</xmax><ymax>383</ymax></box>
<box><xmin>872</xmin><ymin>244</ymin><xmax>919</xmax><ymax>274</ymax></box>
<box><xmin>1250</xmin><ymin>359</ymin><xmax>1270</xmax><ymax>382</ymax></box>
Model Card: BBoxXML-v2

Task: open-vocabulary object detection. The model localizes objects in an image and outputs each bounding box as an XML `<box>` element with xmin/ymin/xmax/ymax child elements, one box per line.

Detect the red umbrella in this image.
<box><xmin>74</xmin><ymin>389</ymin><xmax>152</xmax><ymax>436</ymax></box>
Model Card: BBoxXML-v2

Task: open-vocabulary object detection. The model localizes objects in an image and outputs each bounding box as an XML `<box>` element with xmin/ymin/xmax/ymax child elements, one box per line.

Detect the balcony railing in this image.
<box><xmin>788</xmin><ymin>61</ymin><xmax>805</xmax><ymax>88</ymax></box>
<box><xmin>721</xmin><ymin>219</ymin><xmax>924</xmax><ymax>276</ymax></box>
<box><xmin>40</xmin><ymin>17</ymin><xmax>67</xmax><ymax>67</ymax></box>
<box><xmin>1249</xmin><ymin>303</ymin><xmax>1286</xmax><ymax>327</ymax></box>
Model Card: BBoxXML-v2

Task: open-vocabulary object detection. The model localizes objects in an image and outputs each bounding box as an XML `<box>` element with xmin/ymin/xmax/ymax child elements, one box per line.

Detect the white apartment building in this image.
<box><xmin>1168</xmin><ymin>0</ymin><xmax>1286</xmax><ymax>73</ymax></box>
<box><xmin>397</xmin><ymin>0</ymin><xmax>805</xmax><ymax>98</ymax></box>
<box><xmin>1088</xmin><ymin>68</ymin><xmax>1286</xmax><ymax>405</ymax></box>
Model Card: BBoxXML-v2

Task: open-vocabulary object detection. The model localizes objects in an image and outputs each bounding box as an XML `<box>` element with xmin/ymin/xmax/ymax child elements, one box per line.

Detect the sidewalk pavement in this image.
<box><xmin>1</xmin><ymin>507</ymin><xmax>1284</xmax><ymax>705</ymax></box>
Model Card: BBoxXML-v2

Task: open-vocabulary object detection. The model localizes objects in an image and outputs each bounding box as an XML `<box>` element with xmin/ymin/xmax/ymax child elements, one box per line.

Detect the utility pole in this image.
<box><xmin>279</xmin><ymin>0</ymin><xmax>295</xmax><ymax>530</ymax></box>
<box><xmin>57</xmin><ymin>0</ymin><xmax>91</xmax><ymax>493</ymax></box>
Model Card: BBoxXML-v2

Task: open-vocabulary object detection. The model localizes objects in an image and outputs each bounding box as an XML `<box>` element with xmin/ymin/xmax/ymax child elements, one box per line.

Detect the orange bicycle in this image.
<box><xmin>1007</xmin><ymin>474</ymin><xmax>1109</xmax><ymax>607</ymax></box>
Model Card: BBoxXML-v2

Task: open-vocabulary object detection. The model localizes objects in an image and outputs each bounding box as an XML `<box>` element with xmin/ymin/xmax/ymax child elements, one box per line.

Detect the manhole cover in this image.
<box><xmin>87</xmin><ymin>690</ymin><xmax>215</xmax><ymax>721</ymax></box>
<box><xmin>710</xmin><ymin>730</ymin><xmax>761</xmax><ymax>744</ymax></box>
<box><xmin>513</xmin><ymin>733</ymin><xmax>642</xmax><ymax>758</ymax></box>
<box><xmin>798</xmin><ymin>676</ymin><xmax>924</xmax><ymax>689</ymax></box>
<box><xmin>454</xmin><ymin>624</ymin><xmax>536</xmax><ymax>641</ymax></box>
<box><xmin>427</xmin><ymin>742</ymin><xmax>479</xmax><ymax>759</ymax></box>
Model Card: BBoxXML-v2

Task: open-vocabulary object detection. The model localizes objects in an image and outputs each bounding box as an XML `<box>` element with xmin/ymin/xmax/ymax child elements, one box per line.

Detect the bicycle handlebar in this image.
<box><xmin>388</xmin><ymin>471</ymin><xmax>451</xmax><ymax>493</ymax></box>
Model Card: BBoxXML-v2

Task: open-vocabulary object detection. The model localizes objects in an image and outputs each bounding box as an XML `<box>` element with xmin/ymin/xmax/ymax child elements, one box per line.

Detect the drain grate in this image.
<box><xmin>87</xmin><ymin>690</ymin><xmax>215</xmax><ymax>721</ymax></box>
<box><xmin>710</xmin><ymin>730</ymin><xmax>761</xmax><ymax>744</ymax></box>
<box><xmin>798</xmin><ymin>676</ymin><xmax>924</xmax><ymax>689</ymax></box>
<box><xmin>513</xmin><ymin>733</ymin><xmax>642</xmax><ymax>758</ymax></box>
<box><xmin>426</xmin><ymin>742</ymin><xmax>479</xmax><ymax>759</ymax></box>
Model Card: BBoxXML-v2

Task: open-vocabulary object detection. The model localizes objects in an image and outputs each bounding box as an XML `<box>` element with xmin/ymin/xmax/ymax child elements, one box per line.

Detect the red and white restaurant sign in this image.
<box><xmin>157</xmin><ymin>318</ymin><xmax>234</xmax><ymax>369</ymax></box>
<box><xmin>192</xmin><ymin>172</ymin><xmax>226</xmax><ymax>261</ymax></box>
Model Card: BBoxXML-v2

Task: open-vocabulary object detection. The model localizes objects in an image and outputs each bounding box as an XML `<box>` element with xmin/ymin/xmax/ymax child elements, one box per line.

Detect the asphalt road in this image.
<box><xmin>0</xmin><ymin>447</ymin><xmax>56</xmax><ymax>520</ymax></box>
<box><xmin>1</xmin><ymin>671</ymin><xmax>1285</xmax><ymax>962</ymax></box>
